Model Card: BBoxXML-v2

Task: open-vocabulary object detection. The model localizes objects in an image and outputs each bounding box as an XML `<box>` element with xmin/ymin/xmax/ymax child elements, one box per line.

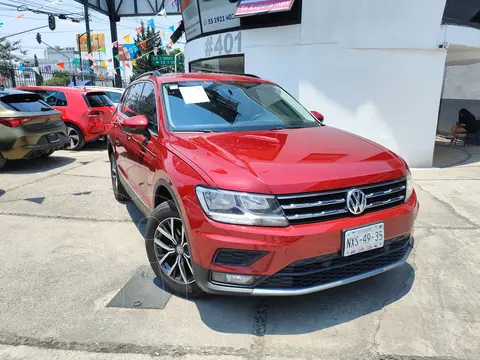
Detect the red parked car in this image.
<box><xmin>15</xmin><ymin>86</ymin><xmax>115</xmax><ymax>150</ymax></box>
<box><xmin>108</xmin><ymin>72</ymin><xmax>419</xmax><ymax>297</ymax></box>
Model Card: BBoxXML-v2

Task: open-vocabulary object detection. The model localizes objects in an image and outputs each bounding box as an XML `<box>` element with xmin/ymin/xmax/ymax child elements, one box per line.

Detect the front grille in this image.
<box><xmin>213</xmin><ymin>249</ymin><xmax>268</xmax><ymax>266</ymax></box>
<box><xmin>277</xmin><ymin>177</ymin><xmax>407</xmax><ymax>225</ymax></box>
<box><xmin>258</xmin><ymin>234</ymin><xmax>411</xmax><ymax>289</ymax></box>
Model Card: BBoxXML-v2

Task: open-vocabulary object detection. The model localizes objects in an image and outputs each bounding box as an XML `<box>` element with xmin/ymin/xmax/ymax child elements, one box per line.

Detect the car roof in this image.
<box><xmin>77</xmin><ymin>86</ymin><xmax>124</xmax><ymax>92</ymax></box>
<box><xmin>16</xmin><ymin>86</ymin><xmax>108</xmax><ymax>94</ymax></box>
<box><xmin>138</xmin><ymin>72</ymin><xmax>274</xmax><ymax>85</ymax></box>
<box><xmin>0</xmin><ymin>89</ymin><xmax>34</xmax><ymax>96</ymax></box>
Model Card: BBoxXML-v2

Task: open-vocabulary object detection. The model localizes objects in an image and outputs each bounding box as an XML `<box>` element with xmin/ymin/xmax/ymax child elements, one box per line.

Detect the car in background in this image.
<box><xmin>75</xmin><ymin>86</ymin><xmax>124</xmax><ymax>108</ymax></box>
<box><xmin>0</xmin><ymin>89</ymin><xmax>68</xmax><ymax>170</ymax></box>
<box><xmin>15</xmin><ymin>86</ymin><xmax>115</xmax><ymax>150</ymax></box>
<box><xmin>108</xmin><ymin>72</ymin><xmax>418</xmax><ymax>298</ymax></box>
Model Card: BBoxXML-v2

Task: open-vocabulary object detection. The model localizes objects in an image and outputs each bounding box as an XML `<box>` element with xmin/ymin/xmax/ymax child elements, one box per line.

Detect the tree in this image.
<box><xmin>0</xmin><ymin>38</ymin><xmax>27</xmax><ymax>85</ymax></box>
<box><xmin>43</xmin><ymin>71</ymin><xmax>70</xmax><ymax>86</ymax></box>
<box><xmin>34</xmin><ymin>54</ymin><xmax>44</xmax><ymax>86</ymax></box>
<box><xmin>131</xmin><ymin>21</ymin><xmax>167</xmax><ymax>79</ymax></box>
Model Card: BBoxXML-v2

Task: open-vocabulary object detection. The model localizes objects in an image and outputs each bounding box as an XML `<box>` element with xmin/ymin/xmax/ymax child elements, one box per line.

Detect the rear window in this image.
<box><xmin>84</xmin><ymin>92</ymin><xmax>113</xmax><ymax>108</ymax></box>
<box><xmin>0</xmin><ymin>93</ymin><xmax>53</xmax><ymax>112</ymax></box>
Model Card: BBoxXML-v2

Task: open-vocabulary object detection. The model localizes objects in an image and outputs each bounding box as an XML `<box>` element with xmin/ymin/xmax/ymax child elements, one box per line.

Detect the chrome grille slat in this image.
<box><xmin>365</xmin><ymin>185</ymin><xmax>406</xmax><ymax>199</ymax></box>
<box><xmin>282</xmin><ymin>198</ymin><xmax>345</xmax><ymax>210</ymax></box>
<box><xmin>366</xmin><ymin>195</ymin><xmax>405</xmax><ymax>209</ymax></box>
<box><xmin>286</xmin><ymin>208</ymin><xmax>348</xmax><ymax>220</ymax></box>
<box><xmin>278</xmin><ymin>177</ymin><xmax>407</xmax><ymax>224</ymax></box>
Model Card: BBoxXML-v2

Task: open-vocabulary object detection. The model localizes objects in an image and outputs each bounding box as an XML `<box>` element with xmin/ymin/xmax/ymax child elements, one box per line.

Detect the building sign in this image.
<box><xmin>199</xmin><ymin>0</ymin><xmax>240</xmax><ymax>33</ymax></box>
<box><xmin>76</xmin><ymin>33</ymin><xmax>106</xmax><ymax>52</ymax></box>
<box><xmin>235</xmin><ymin>0</ymin><xmax>295</xmax><ymax>17</ymax></box>
<box><xmin>181</xmin><ymin>0</ymin><xmax>202</xmax><ymax>41</ymax></box>
<box><xmin>152</xmin><ymin>55</ymin><xmax>176</xmax><ymax>66</ymax></box>
<box><xmin>204</xmin><ymin>31</ymin><xmax>242</xmax><ymax>58</ymax></box>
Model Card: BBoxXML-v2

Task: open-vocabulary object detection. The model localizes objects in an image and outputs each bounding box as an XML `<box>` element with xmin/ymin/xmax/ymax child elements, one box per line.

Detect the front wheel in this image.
<box><xmin>109</xmin><ymin>152</ymin><xmax>130</xmax><ymax>201</ymax></box>
<box><xmin>145</xmin><ymin>201</ymin><xmax>204</xmax><ymax>298</ymax></box>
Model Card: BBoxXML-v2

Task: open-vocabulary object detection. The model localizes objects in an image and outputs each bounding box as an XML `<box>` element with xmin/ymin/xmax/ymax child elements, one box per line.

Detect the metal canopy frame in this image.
<box><xmin>73</xmin><ymin>0</ymin><xmax>180</xmax><ymax>88</ymax></box>
<box><xmin>74</xmin><ymin>0</ymin><xmax>180</xmax><ymax>18</ymax></box>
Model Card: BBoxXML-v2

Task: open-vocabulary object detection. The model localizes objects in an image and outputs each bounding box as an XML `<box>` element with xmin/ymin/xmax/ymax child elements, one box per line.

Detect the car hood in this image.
<box><xmin>170</xmin><ymin>126</ymin><xmax>406</xmax><ymax>194</ymax></box>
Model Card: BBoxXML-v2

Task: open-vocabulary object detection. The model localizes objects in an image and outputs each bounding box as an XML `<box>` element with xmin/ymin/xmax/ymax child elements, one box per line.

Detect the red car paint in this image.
<box><xmin>15</xmin><ymin>86</ymin><xmax>115</xmax><ymax>142</ymax></box>
<box><xmin>109</xmin><ymin>73</ymin><xmax>418</xmax><ymax>296</ymax></box>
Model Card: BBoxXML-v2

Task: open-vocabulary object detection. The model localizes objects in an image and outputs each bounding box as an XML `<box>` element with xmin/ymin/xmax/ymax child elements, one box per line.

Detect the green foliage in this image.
<box><xmin>0</xmin><ymin>38</ymin><xmax>27</xmax><ymax>80</ymax></box>
<box><xmin>132</xmin><ymin>21</ymin><xmax>167</xmax><ymax>79</ymax></box>
<box><xmin>43</xmin><ymin>71</ymin><xmax>71</xmax><ymax>86</ymax></box>
<box><xmin>34</xmin><ymin>54</ymin><xmax>44</xmax><ymax>86</ymax></box>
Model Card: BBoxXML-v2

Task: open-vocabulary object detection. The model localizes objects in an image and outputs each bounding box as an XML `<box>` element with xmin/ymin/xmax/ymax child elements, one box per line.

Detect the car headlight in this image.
<box><xmin>195</xmin><ymin>186</ymin><xmax>288</xmax><ymax>227</ymax></box>
<box><xmin>405</xmin><ymin>168</ymin><xmax>413</xmax><ymax>203</ymax></box>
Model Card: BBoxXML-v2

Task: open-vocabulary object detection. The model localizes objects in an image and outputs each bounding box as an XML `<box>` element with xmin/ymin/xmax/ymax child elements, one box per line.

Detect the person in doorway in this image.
<box><xmin>450</xmin><ymin>108</ymin><xmax>475</xmax><ymax>145</ymax></box>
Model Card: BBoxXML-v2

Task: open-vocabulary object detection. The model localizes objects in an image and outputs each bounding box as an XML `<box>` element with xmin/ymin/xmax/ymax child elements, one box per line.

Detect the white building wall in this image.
<box><xmin>185</xmin><ymin>0</ymin><xmax>448</xmax><ymax>167</ymax></box>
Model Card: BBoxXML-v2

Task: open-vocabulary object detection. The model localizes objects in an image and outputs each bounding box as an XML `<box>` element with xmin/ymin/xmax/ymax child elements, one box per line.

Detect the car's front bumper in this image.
<box><xmin>192</xmin><ymin>237</ymin><xmax>413</xmax><ymax>296</ymax></box>
<box><xmin>183</xmin><ymin>190</ymin><xmax>418</xmax><ymax>296</ymax></box>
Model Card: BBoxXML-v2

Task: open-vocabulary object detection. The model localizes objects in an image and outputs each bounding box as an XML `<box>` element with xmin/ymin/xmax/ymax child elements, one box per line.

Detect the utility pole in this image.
<box><xmin>83</xmin><ymin>0</ymin><xmax>93</xmax><ymax>68</ymax></box>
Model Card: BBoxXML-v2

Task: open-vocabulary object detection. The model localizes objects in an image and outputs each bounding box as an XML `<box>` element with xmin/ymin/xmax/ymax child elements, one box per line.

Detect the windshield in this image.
<box><xmin>161</xmin><ymin>81</ymin><xmax>320</xmax><ymax>132</ymax></box>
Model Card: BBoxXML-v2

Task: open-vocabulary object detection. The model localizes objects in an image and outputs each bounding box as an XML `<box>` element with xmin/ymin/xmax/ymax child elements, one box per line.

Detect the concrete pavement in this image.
<box><xmin>0</xmin><ymin>141</ymin><xmax>479</xmax><ymax>360</ymax></box>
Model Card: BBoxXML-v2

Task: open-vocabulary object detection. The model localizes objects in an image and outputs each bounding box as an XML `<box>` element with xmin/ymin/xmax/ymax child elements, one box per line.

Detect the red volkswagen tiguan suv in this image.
<box><xmin>108</xmin><ymin>72</ymin><xmax>419</xmax><ymax>297</ymax></box>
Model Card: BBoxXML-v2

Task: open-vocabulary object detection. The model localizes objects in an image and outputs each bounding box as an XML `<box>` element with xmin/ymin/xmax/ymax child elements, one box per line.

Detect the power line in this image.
<box><xmin>0</xmin><ymin>24</ymin><xmax>48</xmax><ymax>39</ymax></box>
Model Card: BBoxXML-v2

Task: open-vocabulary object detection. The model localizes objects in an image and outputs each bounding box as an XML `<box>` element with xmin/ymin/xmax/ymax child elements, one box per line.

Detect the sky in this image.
<box><xmin>0</xmin><ymin>0</ymin><xmax>183</xmax><ymax>60</ymax></box>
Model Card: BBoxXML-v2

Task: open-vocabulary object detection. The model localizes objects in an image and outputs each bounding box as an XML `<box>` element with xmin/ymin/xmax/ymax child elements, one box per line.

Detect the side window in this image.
<box><xmin>123</xmin><ymin>83</ymin><xmax>144</xmax><ymax>118</ymax></box>
<box><xmin>119</xmin><ymin>88</ymin><xmax>130</xmax><ymax>113</ymax></box>
<box><xmin>56</xmin><ymin>92</ymin><xmax>68</xmax><ymax>106</ymax></box>
<box><xmin>37</xmin><ymin>90</ymin><xmax>58</xmax><ymax>106</ymax></box>
<box><xmin>137</xmin><ymin>82</ymin><xmax>158</xmax><ymax>133</ymax></box>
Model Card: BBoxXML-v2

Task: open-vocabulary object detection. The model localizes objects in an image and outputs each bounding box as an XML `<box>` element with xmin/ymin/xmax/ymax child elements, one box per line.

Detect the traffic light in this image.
<box><xmin>36</xmin><ymin>33</ymin><xmax>42</xmax><ymax>44</ymax></box>
<box><xmin>48</xmin><ymin>14</ymin><xmax>56</xmax><ymax>31</ymax></box>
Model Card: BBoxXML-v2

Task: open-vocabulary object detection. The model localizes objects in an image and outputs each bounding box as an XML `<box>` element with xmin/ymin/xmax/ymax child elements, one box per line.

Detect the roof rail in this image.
<box><xmin>136</xmin><ymin>70</ymin><xmax>163</xmax><ymax>80</ymax></box>
<box><xmin>244</xmin><ymin>73</ymin><xmax>260</xmax><ymax>79</ymax></box>
<box><xmin>195</xmin><ymin>70</ymin><xmax>261</xmax><ymax>79</ymax></box>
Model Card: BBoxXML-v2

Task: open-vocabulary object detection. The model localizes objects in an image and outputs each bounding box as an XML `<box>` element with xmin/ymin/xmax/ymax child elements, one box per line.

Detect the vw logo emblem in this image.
<box><xmin>346</xmin><ymin>189</ymin><xmax>367</xmax><ymax>215</ymax></box>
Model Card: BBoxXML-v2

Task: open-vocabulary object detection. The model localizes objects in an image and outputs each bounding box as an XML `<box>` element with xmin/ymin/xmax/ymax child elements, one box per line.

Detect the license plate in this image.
<box><xmin>343</xmin><ymin>223</ymin><xmax>384</xmax><ymax>257</ymax></box>
<box><xmin>47</xmin><ymin>134</ymin><xmax>59</xmax><ymax>143</ymax></box>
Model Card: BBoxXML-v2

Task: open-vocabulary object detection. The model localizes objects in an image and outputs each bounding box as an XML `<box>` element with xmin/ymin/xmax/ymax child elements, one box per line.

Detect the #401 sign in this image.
<box><xmin>204</xmin><ymin>31</ymin><xmax>242</xmax><ymax>58</ymax></box>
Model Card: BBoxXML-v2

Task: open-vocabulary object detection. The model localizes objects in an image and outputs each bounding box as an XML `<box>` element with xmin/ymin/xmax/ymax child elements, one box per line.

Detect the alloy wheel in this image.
<box><xmin>67</xmin><ymin>126</ymin><xmax>80</xmax><ymax>149</ymax></box>
<box><xmin>154</xmin><ymin>217</ymin><xmax>195</xmax><ymax>285</ymax></box>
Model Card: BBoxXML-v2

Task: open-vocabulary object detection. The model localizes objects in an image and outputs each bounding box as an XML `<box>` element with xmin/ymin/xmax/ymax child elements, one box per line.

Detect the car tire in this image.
<box><xmin>145</xmin><ymin>201</ymin><xmax>205</xmax><ymax>298</ymax></box>
<box><xmin>109</xmin><ymin>152</ymin><xmax>130</xmax><ymax>201</ymax></box>
<box><xmin>66</xmin><ymin>124</ymin><xmax>85</xmax><ymax>151</ymax></box>
<box><xmin>0</xmin><ymin>153</ymin><xmax>6</xmax><ymax>170</ymax></box>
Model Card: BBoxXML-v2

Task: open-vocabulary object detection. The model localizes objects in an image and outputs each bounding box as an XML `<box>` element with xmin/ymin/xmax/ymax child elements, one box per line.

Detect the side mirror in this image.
<box><xmin>121</xmin><ymin>115</ymin><xmax>148</xmax><ymax>134</ymax></box>
<box><xmin>311</xmin><ymin>111</ymin><xmax>324</xmax><ymax>122</ymax></box>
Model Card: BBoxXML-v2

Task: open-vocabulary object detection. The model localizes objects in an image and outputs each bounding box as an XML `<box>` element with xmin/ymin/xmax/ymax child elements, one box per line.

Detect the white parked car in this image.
<box><xmin>75</xmin><ymin>86</ymin><xmax>124</xmax><ymax>108</ymax></box>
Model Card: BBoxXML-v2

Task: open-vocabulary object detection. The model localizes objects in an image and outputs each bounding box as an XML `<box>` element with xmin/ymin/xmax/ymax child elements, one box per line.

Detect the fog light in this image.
<box><xmin>211</xmin><ymin>272</ymin><xmax>257</xmax><ymax>285</ymax></box>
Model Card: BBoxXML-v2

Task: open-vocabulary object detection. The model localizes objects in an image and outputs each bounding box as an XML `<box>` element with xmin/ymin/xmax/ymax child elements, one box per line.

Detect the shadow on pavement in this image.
<box><xmin>125</xmin><ymin>201</ymin><xmax>148</xmax><ymax>236</ymax></box>
<box><xmin>1</xmin><ymin>156</ymin><xmax>75</xmax><ymax>174</ymax></box>
<box><xmin>191</xmin><ymin>263</ymin><xmax>415</xmax><ymax>335</ymax></box>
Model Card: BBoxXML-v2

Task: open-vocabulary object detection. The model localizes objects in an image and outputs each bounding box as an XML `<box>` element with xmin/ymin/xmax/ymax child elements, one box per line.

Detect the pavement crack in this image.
<box><xmin>0</xmin><ymin>212</ymin><xmax>132</xmax><ymax>223</ymax></box>
<box><xmin>0</xmin><ymin>332</ymin><xmax>251</xmax><ymax>358</ymax></box>
<box><xmin>414</xmin><ymin>182</ymin><xmax>479</xmax><ymax>228</ymax></box>
<box><xmin>250</xmin><ymin>300</ymin><xmax>268</xmax><ymax>359</ymax></box>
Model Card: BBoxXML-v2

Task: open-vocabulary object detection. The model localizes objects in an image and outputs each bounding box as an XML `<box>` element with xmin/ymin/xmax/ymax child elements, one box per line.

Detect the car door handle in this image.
<box><xmin>126</xmin><ymin>134</ymin><xmax>132</xmax><ymax>141</ymax></box>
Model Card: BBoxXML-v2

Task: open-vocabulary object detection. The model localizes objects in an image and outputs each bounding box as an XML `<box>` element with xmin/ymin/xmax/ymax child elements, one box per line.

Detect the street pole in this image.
<box><xmin>83</xmin><ymin>0</ymin><xmax>93</xmax><ymax>68</ymax></box>
<box><xmin>174</xmin><ymin>50</ymin><xmax>184</xmax><ymax>73</ymax></box>
<box><xmin>109</xmin><ymin>13</ymin><xmax>122</xmax><ymax>88</ymax></box>
<box><xmin>77</xmin><ymin>34</ymin><xmax>83</xmax><ymax>80</ymax></box>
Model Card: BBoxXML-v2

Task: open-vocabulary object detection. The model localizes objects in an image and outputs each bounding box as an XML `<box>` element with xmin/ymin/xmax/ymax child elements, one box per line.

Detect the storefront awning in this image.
<box><xmin>235</xmin><ymin>0</ymin><xmax>296</xmax><ymax>18</ymax></box>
